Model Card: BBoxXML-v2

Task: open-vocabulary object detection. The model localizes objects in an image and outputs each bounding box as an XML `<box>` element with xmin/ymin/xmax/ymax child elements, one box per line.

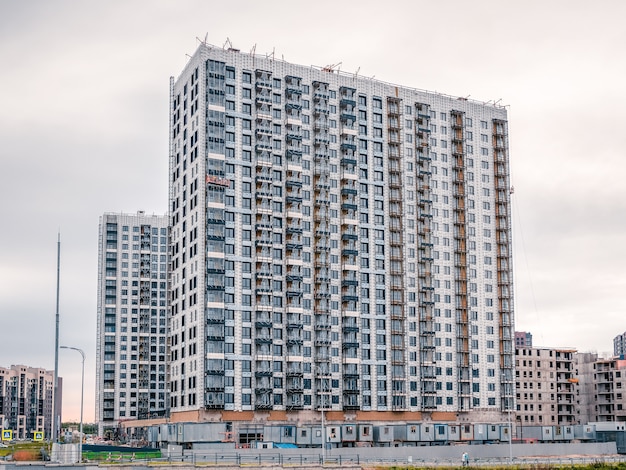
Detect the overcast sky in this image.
<box><xmin>1</xmin><ymin>0</ymin><xmax>625</xmax><ymax>423</ymax></box>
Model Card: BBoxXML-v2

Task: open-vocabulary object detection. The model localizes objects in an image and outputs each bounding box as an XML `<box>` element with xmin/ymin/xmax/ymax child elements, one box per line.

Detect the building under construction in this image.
<box><xmin>102</xmin><ymin>42</ymin><xmax>515</xmax><ymax>438</ymax></box>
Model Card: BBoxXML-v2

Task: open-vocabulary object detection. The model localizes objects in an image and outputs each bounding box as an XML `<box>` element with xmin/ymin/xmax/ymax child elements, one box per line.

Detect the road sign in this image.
<box><xmin>1</xmin><ymin>429</ymin><xmax>12</xmax><ymax>441</ymax></box>
<box><xmin>33</xmin><ymin>431</ymin><xmax>44</xmax><ymax>441</ymax></box>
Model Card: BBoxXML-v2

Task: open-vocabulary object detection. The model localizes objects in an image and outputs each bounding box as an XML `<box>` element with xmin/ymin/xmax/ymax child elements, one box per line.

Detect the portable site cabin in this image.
<box><xmin>311</xmin><ymin>426</ymin><xmax>324</xmax><ymax>447</ymax></box>
<box><xmin>573</xmin><ymin>424</ymin><xmax>596</xmax><ymax>441</ymax></box>
<box><xmin>373</xmin><ymin>425</ymin><xmax>394</xmax><ymax>445</ymax></box>
<box><xmin>460</xmin><ymin>424</ymin><xmax>474</xmax><ymax>441</ymax></box>
<box><xmin>500</xmin><ymin>424</ymin><xmax>512</xmax><ymax>442</ymax></box>
<box><xmin>553</xmin><ymin>425</ymin><xmax>574</xmax><ymax>441</ymax></box>
<box><xmin>183</xmin><ymin>422</ymin><xmax>228</xmax><ymax>443</ymax></box>
<box><xmin>393</xmin><ymin>425</ymin><xmax>407</xmax><ymax>442</ymax></box>
<box><xmin>519</xmin><ymin>425</ymin><xmax>543</xmax><ymax>441</ymax></box>
<box><xmin>342</xmin><ymin>424</ymin><xmax>357</xmax><ymax>443</ymax></box>
<box><xmin>296</xmin><ymin>426</ymin><xmax>314</xmax><ymax>446</ymax></box>
<box><xmin>327</xmin><ymin>425</ymin><xmax>341</xmax><ymax>446</ymax></box>
<box><xmin>264</xmin><ymin>425</ymin><xmax>297</xmax><ymax>445</ymax></box>
<box><xmin>473</xmin><ymin>424</ymin><xmax>488</xmax><ymax>442</ymax></box>
<box><xmin>487</xmin><ymin>424</ymin><xmax>501</xmax><ymax>441</ymax></box>
<box><xmin>358</xmin><ymin>424</ymin><xmax>374</xmax><ymax>443</ymax></box>
<box><xmin>541</xmin><ymin>426</ymin><xmax>554</xmax><ymax>441</ymax></box>
<box><xmin>434</xmin><ymin>423</ymin><xmax>449</xmax><ymax>442</ymax></box>
<box><xmin>447</xmin><ymin>424</ymin><xmax>460</xmax><ymax>442</ymax></box>
<box><xmin>147</xmin><ymin>425</ymin><xmax>162</xmax><ymax>446</ymax></box>
<box><xmin>420</xmin><ymin>423</ymin><xmax>435</xmax><ymax>442</ymax></box>
<box><xmin>402</xmin><ymin>424</ymin><xmax>421</xmax><ymax>443</ymax></box>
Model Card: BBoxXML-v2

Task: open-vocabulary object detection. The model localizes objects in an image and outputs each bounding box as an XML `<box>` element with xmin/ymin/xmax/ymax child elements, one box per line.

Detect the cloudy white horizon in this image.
<box><xmin>1</xmin><ymin>0</ymin><xmax>625</xmax><ymax>424</ymax></box>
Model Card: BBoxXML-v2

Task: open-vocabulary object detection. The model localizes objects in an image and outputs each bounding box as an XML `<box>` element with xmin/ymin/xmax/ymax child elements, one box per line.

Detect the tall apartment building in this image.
<box><xmin>0</xmin><ymin>365</ymin><xmax>56</xmax><ymax>439</ymax></box>
<box><xmin>168</xmin><ymin>43</ymin><xmax>514</xmax><ymax>423</ymax></box>
<box><xmin>614</xmin><ymin>332</ymin><xmax>626</xmax><ymax>357</ymax></box>
<box><xmin>515</xmin><ymin>346</ymin><xmax>578</xmax><ymax>427</ymax></box>
<box><xmin>96</xmin><ymin>212</ymin><xmax>169</xmax><ymax>436</ymax></box>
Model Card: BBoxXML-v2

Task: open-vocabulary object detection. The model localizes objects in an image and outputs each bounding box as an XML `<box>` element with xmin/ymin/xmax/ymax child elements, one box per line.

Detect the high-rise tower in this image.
<box><xmin>168</xmin><ymin>43</ymin><xmax>514</xmax><ymax>423</ymax></box>
<box><xmin>96</xmin><ymin>212</ymin><xmax>169</xmax><ymax>437</ymax></box>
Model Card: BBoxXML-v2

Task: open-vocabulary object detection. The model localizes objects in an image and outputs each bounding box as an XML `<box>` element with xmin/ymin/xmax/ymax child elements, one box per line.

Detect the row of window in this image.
<box><xmin>199</xmin><ymin>345</ymin><xmax>500</xmax><ymax>364</ymax></box>
<box><xmin>106</xmin><ymin>244</ymin><xmax>168</xmax><ymax>253</ymax></box>
<box><xmin>106</xmin><ymin>225</ymin><xmax>167</xmax><ymax>235</ymax></box>
<box><xmin>175</xmin><ymin>393</ymin><xmax>498</xmax><ymax>409</ymax></box>
<box><xmin>215</xmin><ymin>66</ymin><xmax>495</xmax><ymax>131</ymax></box>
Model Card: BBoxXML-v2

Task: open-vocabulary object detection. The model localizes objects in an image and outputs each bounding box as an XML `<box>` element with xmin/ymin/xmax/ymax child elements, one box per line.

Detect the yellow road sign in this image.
<box><xmin>1</xmin><ymin>429</ymin><xmax>12</xmax><ymax>441</ymax></box>
<box><xmin>33</xmin><ymin>431</ymin><xmax>44</xmax><ymax>441</ymax></box>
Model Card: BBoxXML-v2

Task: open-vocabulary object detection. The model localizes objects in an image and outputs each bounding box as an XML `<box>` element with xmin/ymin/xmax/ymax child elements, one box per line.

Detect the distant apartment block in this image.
<box><xmin>516</xmin><ymin>343</ymin><xmax>626</xmax><ymax>428</ymax></box>
<box><xmin>575</xmin><ymin>352</ymin><xmax>598</xmax><ymax>425</ymax></box>
<box><xmin>576</xmin><ymin>353</ymin><xmax>626</xmax><ymax>423</ymax></box>
<box><xmin>614</xmin><ymin>332</ymin><xmax>626</xmax><ymax>357</ymax></box>
<box><xmin>95</xmin><ymin>212</ymin><xmax>169</xmax><ymax>437</ymax></box>
<box><xmin>515</xmin><ymin>346</ymin><xmax>578</xmax><ymax>426</ymax></box>
<box><xmin>515</xmin><ymin>331</ymin><xmax>532</xmax><ymax>348</ymax></box>
<box><xmin>588</xmin><ymin>356</ymin><xmax>626</xmax><ymax>422</ymax></box>
<box><xmin>0</xmin><ymin>365</ymin><xmax>56</xmax><ymax>439</ymax></box>
<box><xmin>167</xmin><ymin>43</ymin><xmax>514</xmax><ymax>423</ymax></box>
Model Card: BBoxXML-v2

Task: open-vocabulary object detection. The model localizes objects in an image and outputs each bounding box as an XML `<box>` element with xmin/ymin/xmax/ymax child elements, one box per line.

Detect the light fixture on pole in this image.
<box><xmin>502</xmin><ymin>371</ymin><xmax>513</xmax><ymax>462</ymax></box>
<box><xmin>314</xmin><ymin>364</ymin><xmax>327</xmax><ymax>463</ymax></box>
<box><xmin>321</xmin><ymin>402</ymin><xmax>326</xmax><ymax>463</ymax></box>
<box><xmin>508</xmin><ymin>404</ymin><xmax>513</xmax><ymax>462</ymax></box>
<box><xmin>60</xmin><ymin>346</ymin><xmax>84</xmax><ymax>463</ymax></box>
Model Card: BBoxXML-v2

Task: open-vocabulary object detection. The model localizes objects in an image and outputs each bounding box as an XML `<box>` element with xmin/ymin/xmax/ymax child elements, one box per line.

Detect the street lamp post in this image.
<box><xmin>313</xmin><ymin>364</ymin><xmax>327</xmax><ymax>463</ymax></box>
<box><xmin>60</xmin><ymin>346</ymin><xmax>84</xmax><ymax>463</ymax></box>
<box><xmin>508</xmin><ymin>406</ymin><xmax>512</xmax><ymax>462</ymax></box>
<box><xmin>321</xmin><ymin>404</ymin><xmax>326</xmax><ymax>463</ymax></box>
<box><xmin>501</xmin><ymin>370</ymin><xmax>513</xmax><ymax>463</ymax></box>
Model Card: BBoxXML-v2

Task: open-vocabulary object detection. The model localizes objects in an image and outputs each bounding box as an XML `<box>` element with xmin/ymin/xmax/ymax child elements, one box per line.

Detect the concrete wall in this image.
<box><xmin>180</xmin><ymin>441</ymin><xmax>619</xmax><ymax>464</ymax></box>
<box><xmin>224</xmin><ymin>441</ymin><xmax>618</xmax><ymax>462</ymax></box>
<box><xmin>345</xmin><ymin>442</ymin><xmax>618</xmax><ymax>461</ymax></box>
<box><xmin>1</xmin><ymin>441</ymin><xmax>619</xmax><ymax>470</ymax></box>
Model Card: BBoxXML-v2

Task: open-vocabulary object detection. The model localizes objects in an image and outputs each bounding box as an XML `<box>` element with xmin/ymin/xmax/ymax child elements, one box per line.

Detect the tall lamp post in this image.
<box><xmin>507</xmin><ymin>406</ymin><xmax>512</xmax><ymax>462</ymax></box>
<box><xmin>313</xmin><ymin>365</ymin><xmax>327</xmax><ymax>463</ymax></box>
<box><xmin>60</xmin><ymin>346</ymin><xmax>84</xmax><ymax>463</ymax></box>
<box><xmin>502</xmin><ymin>371</ymin><xmax>513</xmax><ymax>462</ymax></box>
<box><xmin>321</xmin><ymin>403</ymin><xmax>326</xmax><ymax>463</ymax></box>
